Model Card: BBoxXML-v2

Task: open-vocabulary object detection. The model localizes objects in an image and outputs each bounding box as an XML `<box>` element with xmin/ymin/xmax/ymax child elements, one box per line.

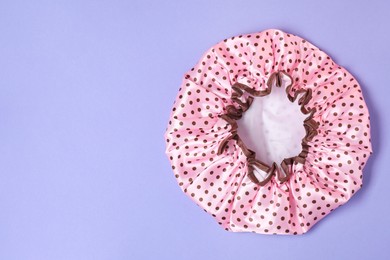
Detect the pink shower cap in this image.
<box><xmin>164</xmin><ymin>29</ymin><xmax>372</xmax><ymax>235</ymax></box>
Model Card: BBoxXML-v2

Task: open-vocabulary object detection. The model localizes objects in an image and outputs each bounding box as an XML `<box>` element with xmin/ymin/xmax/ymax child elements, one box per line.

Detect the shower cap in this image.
<box><xmin>164</xmin><ymin>29</ymin><xmax>372</xmax><ymax>235</ymax></box>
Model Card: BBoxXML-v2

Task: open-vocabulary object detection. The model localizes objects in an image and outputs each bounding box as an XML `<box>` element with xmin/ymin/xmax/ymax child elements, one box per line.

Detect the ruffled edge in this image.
<box><xmin>217</xmin><ymin>70</ymin><xmax>319</xmax><ymax>186</ymax></box>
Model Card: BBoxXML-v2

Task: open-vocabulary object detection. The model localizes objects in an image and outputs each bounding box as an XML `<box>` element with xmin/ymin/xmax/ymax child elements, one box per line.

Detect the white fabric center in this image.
<box><xmin>237</xmin><ymin>78</ymin><xmax>307</xmax><ymax>167</ymax></box>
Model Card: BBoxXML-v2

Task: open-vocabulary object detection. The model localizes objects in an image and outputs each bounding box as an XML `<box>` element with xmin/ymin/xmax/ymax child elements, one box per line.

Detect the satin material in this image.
<box><xmin>164</xmin><ymin>29</ymin><xmax>372</xmax><ymax>235</ymax></box>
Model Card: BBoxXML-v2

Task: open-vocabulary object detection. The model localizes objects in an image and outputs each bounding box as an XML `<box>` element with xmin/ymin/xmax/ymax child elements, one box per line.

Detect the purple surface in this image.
<box><xmin>0</xmin><ymin>0</ymin><xmax>388</xmax><ymax>259</ymax></box>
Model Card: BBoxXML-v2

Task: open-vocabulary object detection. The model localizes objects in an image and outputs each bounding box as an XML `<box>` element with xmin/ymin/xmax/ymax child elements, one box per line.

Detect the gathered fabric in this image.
<box><xmin>164</xmin><ymin>29</ymin><xmax>372</xmax><ymax>235</ymax></box>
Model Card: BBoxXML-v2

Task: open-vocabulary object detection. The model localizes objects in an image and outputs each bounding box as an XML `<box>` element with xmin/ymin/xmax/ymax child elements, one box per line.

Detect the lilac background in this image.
<box><xmin>0</xmin><ymin>0</ymin><xmax>388</xmax><ymax>259</ymax></box>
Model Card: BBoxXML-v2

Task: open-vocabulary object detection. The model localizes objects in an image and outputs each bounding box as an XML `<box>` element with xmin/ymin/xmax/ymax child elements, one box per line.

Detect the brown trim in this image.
<box><xmin>217</xmin><ymin>71</ymin><xmax>319</xmax><ymax>186</ymax></box>
<box><xmin>280</xmin><ymin>158</ymin><xmax>294</xmax><ymax>182</ymax></box>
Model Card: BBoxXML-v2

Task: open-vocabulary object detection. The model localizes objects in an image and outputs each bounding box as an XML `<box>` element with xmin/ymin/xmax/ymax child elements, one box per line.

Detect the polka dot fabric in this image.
<box><xmin>164</xmin><ymin>29</ymin><xmax>372</xmax><ymax>235</ymax></box>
